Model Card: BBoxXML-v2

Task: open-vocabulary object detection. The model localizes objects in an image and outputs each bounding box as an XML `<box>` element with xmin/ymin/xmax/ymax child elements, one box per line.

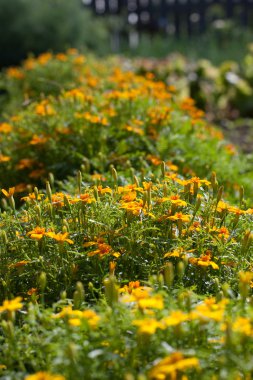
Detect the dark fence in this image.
<box><xmin>82</xmin><ymin>0</ymin><xmax>253</xmax><ymax>38</ymax></box>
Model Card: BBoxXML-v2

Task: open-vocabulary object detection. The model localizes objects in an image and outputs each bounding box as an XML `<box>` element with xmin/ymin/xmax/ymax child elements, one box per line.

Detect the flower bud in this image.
<box><xmin>177</xmin><ymin>261</ymin><xmax>185</xmax><ymax>281</ymax></box>
<box><xmin>38</xmin><ymin>272</ymin><xmax>47</xmax><ymax>293</ymax></box>
<box><xmin>161</xmin><ymin>161</ymin><xmax>166</xmax><ymax>179</ymax></box>
<box><xmin>77</xmin><ymin>171</ymin><xmax>82</xmax><ymax>194</ymax></box>
<box><xmin>73</xmin><ymin>282</ymin><xmax>85</xmax><ymax>309</ymax></box>
<box><xmin>46</xmin><ymin>181</ymin><xmax>52</xmax><ymax>203</ymax></box>
<box><xmin>104</xmin><ymin>276</ymin><xmax>118</xmax><ymax>307</ymax></box>
<box><xmin>163</xmin><ymin>262</ymin><xmax>174</xmax><ymax>287</ymax></box>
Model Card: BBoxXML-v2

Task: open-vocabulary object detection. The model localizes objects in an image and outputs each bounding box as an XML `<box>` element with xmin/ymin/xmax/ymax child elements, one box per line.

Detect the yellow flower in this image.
<box><xmin>0</xmin><ymin>297</ymin><xmax>23</xmax><ymax>313</ymax></box>
<box><xmin>164</xmin><ymin>248</ymin><xmax>186</xmax><ymax>259</ymax></box>
<box><xmin>53</xmin><ymin>307</ymin><xmax>100</xmax><ymax>328</ymax></box>
<box><xmin>25</xmin><ymin>371</ymin><xmax>65</xmax><ymax>380</ymax></box>
<box><xmin>232</xmin><ymin>317</ymin><xmax>253</xmax><ymax>336</ymax></box>
<box><xmin>190</xmin><ymin>298</ymin><xmax>228</xmax><ymax>322</ymax></box>
<box><xmin>1</xmin><ymin>187</ymin><xmax>15</xmax><ymax>198</ymax></box>
<box><xmin>162</xmin><ymin>310</ymin><xmax>189</xmax><ymax>327</ymax></box>
<box><xmin>138</xmin><ymin>295</ymin><xmax>164</xmax><ymax>310</ymax></box>
<box><xmin>149</xmin><ymin>352</ymin><xmax>199</xmax><ymax>379</ymax></box>
<box><xmin>45</xmin><ymin>232</ymin><xmax>74</xmax><ymax>245</ymax></box>
<box><xmin>239</xmin><ymin>271</ymin><xmax>253</xmax><ymax>284</ymax></box>
<box><xmin>189</xmin><ymin>251</ymin><xmax>219</xmax><ymax>270</ymax></box>
<box><xmin>0</xmin><ymin>154</ymin><xmax>11</xmax><ymax>163</ymax></box>
<box><xmin>168</xmin><ymin>212</ymin><xmax>191</xmax><ymax>223</ymax></box>
<box><xmin>132</xmin><ymin>318</ymin><xmax>165</xmax><ymax>335</ymax></box>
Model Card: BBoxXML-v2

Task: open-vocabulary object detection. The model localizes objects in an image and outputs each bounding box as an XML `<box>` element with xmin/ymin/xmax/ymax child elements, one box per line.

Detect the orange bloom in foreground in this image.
<box><xmin>25</xmin><ymin>372</ymin><xmax>66</xmax><ymax>380</ymax></box>
<box><xmin>27</xmin><ymin>227</ymin><xmax>46</xmax><ymax>240</ymax></box>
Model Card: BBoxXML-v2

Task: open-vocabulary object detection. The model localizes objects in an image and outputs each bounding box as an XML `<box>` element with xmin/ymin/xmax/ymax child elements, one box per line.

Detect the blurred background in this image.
<box><xmin>1</xmin><ymin>0</ymin><xmax>253</xmax><ymax>68</ymax></box>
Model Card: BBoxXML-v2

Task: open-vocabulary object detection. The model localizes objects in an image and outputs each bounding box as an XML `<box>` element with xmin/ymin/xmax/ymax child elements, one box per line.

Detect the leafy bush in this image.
<box><xmin>0</xmin><ymin>0</ymin><xmax>109</xmax><ymax>68</ymax></box>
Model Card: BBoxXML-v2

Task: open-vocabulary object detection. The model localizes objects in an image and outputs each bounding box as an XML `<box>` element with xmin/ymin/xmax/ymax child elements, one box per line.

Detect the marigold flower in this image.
<box><xmin>16</xmin><ymin>158</ymin><xmax>36</xmax><ymax>170</ymax></box>
<box><xmin>6</xmin><ymin>67</ymin><xmax>24</xmax><ymax>79</ymax></box>
<box><xmin>25</xmin><ymin>371</ymin><xmax>65</xmax><ymax>380</ymax></box>
<box><xmin>0</xmin><ymin>154</ymin><xmax>11</xmax><ymax>163</ymax></box>
<box><xmin>132</xmin><ymin>318</ymin><xmax>165</xmax><ymax>335</ymax></box>
<box><xmin>35</xmin><ymin>100</ymin><xmax>55</xmax><ymax>116</ymax></box>
<box><xmin>87</xmin><ymin>243</ymin><xmax>112</xmax><ymax>258</ymax></box>
<box><xmin>149</xmin><ymin>352</ymin><xmax>199</xmax><ymax>379</ymax></box>
<box><xmin>1</xmin><ymin>187</ymin><xmax>15</xmax><ymax>198</ymax></box>
<box><xmin>29</xmin><ymin>134</ymin><xmax>48</xmax><ymax>145</ymax></box>
<box><xmin>168</xmin><ymin>212</ymin><xmax>191</xmax><ymax>223</ymax></box>
<box><xmin>79</xmin><ymin>193</ymin><xmax>95</xmax><ymax>203</ymax></box>
<box><xmin>190</xmin><ymin>298</ymin><xmax>228</xmax><ymax>322</ymax></box>
<box><xmin>53</xmin><ymin>306</ymin><xmax>100</xmax><ymax>328</ymax></box>
<box><xmin>27</xmin><ymin>288</ymin><xmax>38</xmax><ymax>296</ymax></box>
<box><xmin>231</xmin><ymin>317</ymin><xmax>253</xmax><ymax>336</ymax></box>
<box><xmin>9</xmin><ymin>260</ymin><xmax>30</xmax><ymax>268</ymax></box>
<box><xmin>239</xmin><ymin>271</ymin><xmax>253</xmax><ymax>284</ymax></box>
<box><xmin>162</xmin><ymin>310</ymin><xmax>189</xmax><ymax>327</ymax></box>
<box><xmin>45</xmin><ymin>232</ymin><xmax>74</xmax><ymax>245</ymax></box>
<box><xmin>29</xmin><ymin>169</ymin><xmax>46</xmax><ymax>179</ymax></box>
<box><xmin>189</xmin><ymin>251</ymin><xmax>219</xmax><ymax>270</ymax></box>
<box><xmin>0</xmin><ymin>297</ymin><xmax>23</xmax><ymax>313</ymax></box>
<box><xmin>27</xmin><ymin>227</ymin><xmax>47</xmax><ymax>240</ymax></box>
<box><xmin>138</xmin><ymin>294</ymin><xmax>164</xmax><ymax>310</ymax></box>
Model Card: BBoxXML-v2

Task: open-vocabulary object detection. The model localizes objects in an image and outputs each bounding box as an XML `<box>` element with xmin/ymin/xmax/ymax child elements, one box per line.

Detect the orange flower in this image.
<box><xmin>0</xmin><ymin>155</ymin><xmax>11</xmax><ymax>163</ymax></box>
<box><xmin>9</xmin><ymin>260</ymin><xmax>30</xmax><ymax>268</ymax></box>
<box><xmin>29</xmin><ymin>134</ymin><xmax>48</xmax><ymax>145</ymax></box>
<box><xmin>16</xmin><ymin>158</ymin><xmax>36</xmax><ymax>170</ymax></box>
<box><xmin>0</xmin><ymin>123</ymin><xmax>12</xmax><ymax>133</ymax></box>
<box><xmin>79</xmin><ymin>193</ymin><xmax>95</xmax><ymax>203</ymax></box>
<box><xmin>29</xmin><ymin>169</ymin><xmax>46</xmax><ymax>179</ymax></box>
<box><xmin>35</xmin><ymin>100</ymin><xmax>55</xmax><ymax>116</ymax></box>
<box><xmin>168</xmin><ymin>212</ymin><xmax>191</xmax><ymax>223</ymax></box>
<box><xmin>27</xmin><ymin>227</ymin><xmax>46</xmax><ymax>240</ymax></box>
<box><xmin>189</xmin><ymin>251</ymin><xmax>219</xmax><ymax>270</ymax></box>
<box><xmin>88</xmin><ymin>242</ymin><xmax>112</xmax><ymax>258</ymax></box>
<box><xmin>27</xmin><ymin>288</ymin><xmax>38</xmax><ymax>296</ymax></box>
<box><xmin>6</xmin><ymin>67</ymin><xmax>24</xmax><ymax>79</ymax></box>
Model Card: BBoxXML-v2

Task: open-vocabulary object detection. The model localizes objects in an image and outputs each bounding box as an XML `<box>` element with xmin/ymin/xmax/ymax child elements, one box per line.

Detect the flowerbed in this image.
<box><xmin>0</xmin><ymin>51</ymin><xmax>253</xmax><ymax>380</ymax></box>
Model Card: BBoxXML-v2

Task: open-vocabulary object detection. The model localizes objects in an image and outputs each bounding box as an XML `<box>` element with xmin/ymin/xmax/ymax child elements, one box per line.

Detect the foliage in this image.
<box><xmin>0</xmin><ymin>51</ymin><xmax>252</xmax><ymax>201</ymax></box>
<box><xmin>0</xmin><ymin>51</ymin><xmax>253</xmax><ymax>380</ymax></box>
<box><xmin>0</xmin><ymin>0</ymin><xmax>109</xmax><ymax>68</ymax></box>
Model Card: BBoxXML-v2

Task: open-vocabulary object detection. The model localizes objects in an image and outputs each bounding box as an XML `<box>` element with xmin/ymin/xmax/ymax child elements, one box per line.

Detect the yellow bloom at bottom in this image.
<box><xmin>149</xmin><ymin>352</ymin><xmax>199</xmax><ymax>379</ymax></box>
<box><xmin>25</xmin><ymin>371</ymin><xmax>65</xmax><ymax>380</ymax></box>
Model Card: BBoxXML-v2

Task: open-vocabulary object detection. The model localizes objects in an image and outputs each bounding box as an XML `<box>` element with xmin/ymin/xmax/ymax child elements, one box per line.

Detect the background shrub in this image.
<box><xmin>0</xmin><ymin>0</ymin><xmax>109</xmax><ymax>68</ymax></box>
